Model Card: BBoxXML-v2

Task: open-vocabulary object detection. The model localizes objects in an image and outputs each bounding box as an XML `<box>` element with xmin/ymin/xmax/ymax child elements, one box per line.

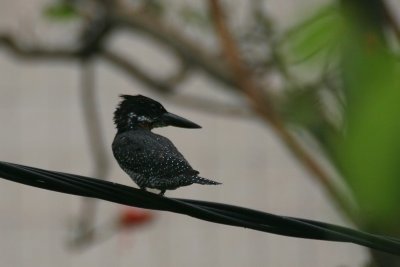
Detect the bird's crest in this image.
<box><xmin>113</xmin><ymin>95</ymin><xmax>166</xmax><ymax>131</ymax></box>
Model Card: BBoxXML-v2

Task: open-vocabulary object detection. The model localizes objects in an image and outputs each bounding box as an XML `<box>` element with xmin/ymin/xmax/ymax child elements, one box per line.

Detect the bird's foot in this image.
<box><xmin>159</xmin><ymin>189</ymin><xmax>166</xmax><ymax>196</ymax></box>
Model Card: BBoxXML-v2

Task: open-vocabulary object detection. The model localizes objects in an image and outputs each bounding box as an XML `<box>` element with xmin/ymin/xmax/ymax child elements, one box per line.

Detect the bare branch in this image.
<box><xmin>102</xmin><ymin>48</ymin><xmax>250</xmax><ymax>117</ymax></box>
<box><xmin>101</xmin><ymin>48</ymin><xmax>178</xmax><ymax>93</ymax></box>
<box><xmin>112</xmin><ymin>4</ymin><xmax>235</xmax><ymax>88</ymax></box>
<box><xmin>70</xmin><ymin>60</ymin><xmax>112</xmax><ymax>248</ymax></box>
<box><xmin>80</xmin><ymin>60</ymin><xmax>110</xmax><ymax>179</ymax></box>
<box><xmin>168</xmin><ymin>95</ymin><xmax>252</xmax><ymax>117</ymax></box>
<box><xmin>0</xmin><ymin>34</ymin><xmax>79</xmax><ymax>60</ymax></box>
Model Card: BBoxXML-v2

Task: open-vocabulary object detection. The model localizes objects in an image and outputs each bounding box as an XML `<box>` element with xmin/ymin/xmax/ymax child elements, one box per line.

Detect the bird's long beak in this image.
<box><xmin>161</xmin><ymin>112</ymin><xmax>201</xmax><ymax>128</ymax></box>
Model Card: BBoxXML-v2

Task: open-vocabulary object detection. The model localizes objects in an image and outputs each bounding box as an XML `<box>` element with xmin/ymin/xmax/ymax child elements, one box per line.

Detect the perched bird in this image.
<box><xmin>112</xmin><ymin>95</ymin><xmax>221</xmax><ymax>195</ymax></box>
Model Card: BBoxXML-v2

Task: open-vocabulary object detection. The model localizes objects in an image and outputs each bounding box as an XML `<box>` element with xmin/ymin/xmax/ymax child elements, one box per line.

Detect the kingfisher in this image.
<box><xmin>112</xmin><ymin>94</ymin><xmax>221</xmax><ymax>195</ymax></box>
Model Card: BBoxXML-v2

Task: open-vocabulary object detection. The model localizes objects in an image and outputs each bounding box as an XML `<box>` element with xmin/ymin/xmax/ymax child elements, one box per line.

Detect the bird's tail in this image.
<box><xmin>190</xmin><ymin>176</ymin><xmax>221</xmax><ymax>185</ymax></box>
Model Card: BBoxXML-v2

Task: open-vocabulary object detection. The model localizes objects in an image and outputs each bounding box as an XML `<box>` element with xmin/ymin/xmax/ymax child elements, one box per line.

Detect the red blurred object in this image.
<box><xmin>118</xmin><ymin>207</ymin><xmax>154</xmax><ymax>228</ymax></box>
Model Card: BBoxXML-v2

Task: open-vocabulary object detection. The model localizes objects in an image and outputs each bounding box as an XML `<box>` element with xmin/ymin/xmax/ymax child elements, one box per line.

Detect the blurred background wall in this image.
<box><xmin>2</xmin><ymin>0</ymin><xmax>398</xmax><ymax>266</ymax></box>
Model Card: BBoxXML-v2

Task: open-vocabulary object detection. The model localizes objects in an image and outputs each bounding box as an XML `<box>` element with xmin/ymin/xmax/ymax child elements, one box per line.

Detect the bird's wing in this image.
<box><xmin>113</xmin><ymin>132</ymin><xmax>198</xmax><ymax>179</ymax></box>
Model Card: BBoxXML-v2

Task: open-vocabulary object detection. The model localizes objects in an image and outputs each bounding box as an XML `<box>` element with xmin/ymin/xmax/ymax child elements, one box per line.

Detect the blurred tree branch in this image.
<box><xmin>70</xmin><ymin>59</ymin><xmax>111</xmax><ymax>247</ymax></box>
<box><xmin>113</xmin><ymin>4</ymin><xmax>235</xmax><ymax>88</ymax></box>
<box><xmin>208</xmin><ymin>0</ymin><xmax>357</xmax><ymax>222</ymax></box>
<box><xmin>0</xmin><ymin>34</ymin><xmax>78</xmax><ymax>60</ymax></box>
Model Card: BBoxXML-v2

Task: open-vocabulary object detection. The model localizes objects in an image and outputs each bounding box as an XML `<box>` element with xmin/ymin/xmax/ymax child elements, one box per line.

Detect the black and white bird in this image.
<box><xmin>112</xmin><ymin>95</ymin><xmax>221</xmax><ymax>195</ymax></box>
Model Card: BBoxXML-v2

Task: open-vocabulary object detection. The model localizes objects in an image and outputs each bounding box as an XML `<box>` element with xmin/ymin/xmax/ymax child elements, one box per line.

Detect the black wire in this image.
<box><xmin>179</xmin><ymin>201</ymin><xmax>400</xmax><ymax>253</ymax></box>
<box><xmin>0</xmin><ymin>161</ymin><xmax>399</xmax><ymax>256</ymax></box>
<box><xmin>182</xmin><ymin>199</ymin><xmax>400</xmax><ymax>246</ymax></box>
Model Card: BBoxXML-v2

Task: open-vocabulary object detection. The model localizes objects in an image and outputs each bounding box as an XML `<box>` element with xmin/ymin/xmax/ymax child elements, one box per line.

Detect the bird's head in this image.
<box><xmin>114</xmin><ymin>95</ymin><xmax>201</xmax><ymax>132</ymax></box>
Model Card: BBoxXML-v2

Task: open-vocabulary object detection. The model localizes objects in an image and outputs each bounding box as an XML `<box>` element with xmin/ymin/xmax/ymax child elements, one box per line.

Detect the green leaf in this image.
<box><xmin>44</xmin><ymin>3</ymin><xmax>78</xmax><ymax>21</ymax></box>
<box><xmin>282</xmin><ymin>4</ymin><xmax>344</xmax><ymax>65</ymax></box>
<box><xmin>282</xmin><ymin>87</ymin><xmax>321</xmax><ymax>127</ymax></box>
<box><xmin>337</xmin><ymin>23</ymin><xmax>400</xmax><ymax>230</ymax></box>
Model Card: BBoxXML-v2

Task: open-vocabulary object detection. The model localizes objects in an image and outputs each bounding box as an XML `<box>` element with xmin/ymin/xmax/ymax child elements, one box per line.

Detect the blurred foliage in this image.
<box><xmin>141</xmin><ymin>0</ymin><xmax>165</xmax><ymax>16</ymax></box>
<box><xmin>282</xmin><ymin>1</ymin><xmax>400</xmax><ymax>238</ymax></box>
<box><xmin>338</xmin><ymin>16</ymin><xmax>400</xmax><ymax>233</ymax></box>
<box><xmin>179</xmin><ymin>6</ymin><xmax>211</xmax><ymax>29</ymax></box>
<box><xmin>281</xmin><ymin>86</ymin><xmax>322</xmax><ymax>127</ymax></box>
<box><xmin>282</xmin><ymin>4</ymin><xmax>344</xmax><ymax>67</ymax></box>
<box><xmin>44</xmin><ymin>2</ymin><xmax>79</xmax><ymax>21</ymax></box>
<box><xmin>277</xmin><ymin>4</ymin><xmax>345</xmax><ymax>146</ymax></box>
